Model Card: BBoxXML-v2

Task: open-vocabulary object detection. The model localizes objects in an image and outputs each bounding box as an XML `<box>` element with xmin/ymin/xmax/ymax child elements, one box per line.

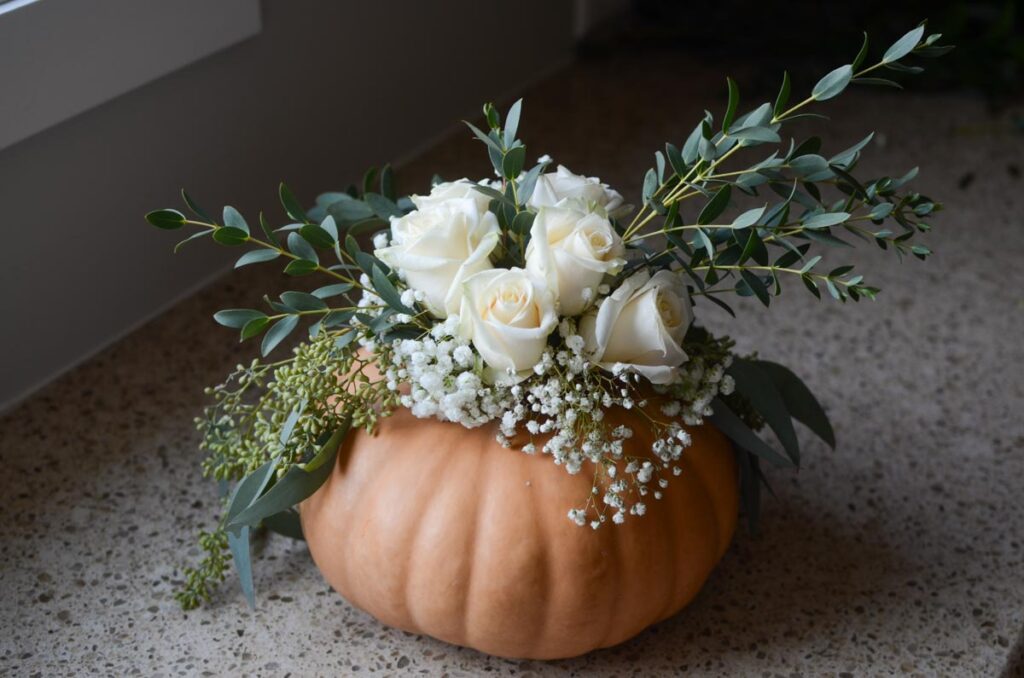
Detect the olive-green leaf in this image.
<box><xmin>212</xmin><ymin>226</ymin><xmax>249</xmax><ymax>245</ymax></box>
<box><xmin>146</xmin><ymin>208</ymin><xmax>186</xmax><ymax>230</ymax></box>
<box><xmin>226</xmin><ymin>423</ymin><xmax>350</xmax><ymax>531</ymax></box>
<box><xmin>261</xmin><ymin>315</ymin><xmax>299</xmax><ymax>356</ymax></box>
<box><xmin>752</xmin><ymin>360</ymin><xmax>836</xmax><ymax>448</ymax></box>
<box><xmin>698</xmin><ymin>185</ymin><xmax>731</xmax><ymax>225</ymax></box>
<box><xmin>371</xmin><ymin>267</ymin><xmax>414</xmax><ymax>314</ymax></box>
<box><xmin>728</xmin><ymin>358</ymin><xmax>801</xmax><ymax>465</ymax></box>
<box><xmin>280</xmin><ymin>291</ymin><xmax>327</xmax><ymax>312</ymax></box>
<box><xmin>214</xmin><ymin>309</ymin><xmax>266</xmax><ymax>329</ymax></box>
<box><xmin>287</xmin><ymin>232</ymin><xmax>318</xmax><ymax>264</ymax></box>
<box><xmin>502</xmin><ymin>146</ymin><xmax>526</xmax><ymax>180</ymax></box>
<box><xmin>262</xmin><ymin>510</ymin><xmax>304</xmax><ymax>540</ymax></box>
<box><xmin>708</xmin><ymin>398</ymin><xmax>793</xmax><ymax>468</ymax></box>
<box><xmin>240</xmin><ymin>316</ymin><xmax>270</xmax><ymax>341</ymax></box>
<box><xmin>299</xmin><ymin>224</ymin><xmax>335</xmax><ymax>248</ymax></box>
<box><xmin>284</xmin><ymin>259</ymin><xmax>318</xmax><ymax>276</ymax></box>
<box><xmin>723</xmin><ymin>77</ymin><xmax>739</xmax><ymax>132</ymax></box>
<box><xmin>279</xmin><ymin>182</ymin><xmax>307</xmax><ymax>222</ymax></box>
<box><xmin>740</xmin><ymin>270</ymin><xmax>770</xmax><ymax>307</ymax></box>
<box><xmin>852</xmin><ymin>31</ymin><xmax>869</xmax><ymax>70</ymax></box>
<box><xmin>773</xmin><ymin>70</ymin><xmax>791</xmax><ymax>118</ymax></box>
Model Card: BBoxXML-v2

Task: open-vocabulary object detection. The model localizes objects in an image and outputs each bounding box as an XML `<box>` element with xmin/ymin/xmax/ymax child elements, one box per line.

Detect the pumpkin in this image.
<box><xmin>300</xmin><ymin>403</ymin><xmax>738</xmax><ymax>660</ymax></box>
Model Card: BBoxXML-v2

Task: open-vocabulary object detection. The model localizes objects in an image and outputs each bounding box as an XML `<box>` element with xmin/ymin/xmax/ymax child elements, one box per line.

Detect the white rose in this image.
<box><xmin>525</xmin><ymin>205</ymin><xmax>625</xmax><ymax>316</ymax></box>
<box><xmin>410</xmin><ymin>179</ymin><xmax>494</xmax><ymax>215</ymax></box>
<box><xmin>375</xmin><ymin>198</ymin><xmax>499</xmax><ymax>318</ymax></box>
<box><xmin>527</xmin><ymin>165</ymin><xmax>628</xmax><ymax>217</ymax></box>
<box><xmin>579</xmin><ymin>270</ymin><xmax>692</xmax><ymax>384</ymax></box>
<box><xmin>459</xmin><ymin>268</ymin><xmax>557</xmax><ymax>381</ymax></box>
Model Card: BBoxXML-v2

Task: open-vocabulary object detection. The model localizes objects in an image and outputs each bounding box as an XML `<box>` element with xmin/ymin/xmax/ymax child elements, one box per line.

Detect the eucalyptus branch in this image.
<box><xmin>617</xmin><ymin>23</ymin><xmax>948</xmax><ymax>315</ymax></box>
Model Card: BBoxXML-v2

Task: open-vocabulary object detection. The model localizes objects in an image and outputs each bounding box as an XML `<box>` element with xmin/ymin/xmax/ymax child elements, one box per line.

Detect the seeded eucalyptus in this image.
<box><xmin>148</xmin><ymin>22</ymin><xmax>948</xmax><ymax>610</ymax></box>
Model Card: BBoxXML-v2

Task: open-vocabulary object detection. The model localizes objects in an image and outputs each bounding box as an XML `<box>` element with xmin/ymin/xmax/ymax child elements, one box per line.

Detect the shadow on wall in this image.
<box><xmin>0</xmin><ymin>0</ymin><xmax>575</xmax><ymax>412</ymax></box>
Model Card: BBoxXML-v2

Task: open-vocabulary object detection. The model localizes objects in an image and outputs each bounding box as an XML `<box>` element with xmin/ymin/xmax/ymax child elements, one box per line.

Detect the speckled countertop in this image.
<box><xmin>2</xmin><ymin>49</ymin><xmax>1023</xmax><ymax>677</ymax></box>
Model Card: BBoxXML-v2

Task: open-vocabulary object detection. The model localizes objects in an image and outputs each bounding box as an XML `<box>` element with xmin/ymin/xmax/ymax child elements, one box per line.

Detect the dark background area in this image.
<box><xmin>588</xmin><ymin>0</ymin><xmax>1022</xmax><ymax>109</ymax></box>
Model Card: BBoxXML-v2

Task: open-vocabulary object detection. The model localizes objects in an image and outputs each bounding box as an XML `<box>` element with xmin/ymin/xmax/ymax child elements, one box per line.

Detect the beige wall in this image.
<box><xmin>0</xmin><ymin>0</ymin><xmax>574</xmax><ymax>410</ymax></box>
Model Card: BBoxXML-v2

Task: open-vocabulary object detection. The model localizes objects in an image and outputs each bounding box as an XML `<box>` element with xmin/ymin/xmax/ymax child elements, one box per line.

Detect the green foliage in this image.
<box><xmin>146</xmin><ymin>22</ymin><xmax>948</xmax><ymax>608</ymax></box>
<box><xmin>175</xmin><ymin>528</ymin><xmax>229</xmax><ymax>610</ymax></box>
<box><xmin>620</xmin><ymin>22</ymin><xmax>948</xmax><ymax>312</ymax></box>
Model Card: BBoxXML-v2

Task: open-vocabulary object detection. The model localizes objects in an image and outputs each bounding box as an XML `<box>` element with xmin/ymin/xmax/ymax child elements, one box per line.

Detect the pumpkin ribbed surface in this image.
<box><xmin>300</xmin><ymin>405</ymin><xmax>738</xmax><ymax>660</ymax></box>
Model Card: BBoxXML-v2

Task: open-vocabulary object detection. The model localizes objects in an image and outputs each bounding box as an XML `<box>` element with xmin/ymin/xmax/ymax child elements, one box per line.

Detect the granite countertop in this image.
<box><xmin>2</xmin><ymin>50</ymin><xmax>1022</xmax><ymax>676</ymax></box>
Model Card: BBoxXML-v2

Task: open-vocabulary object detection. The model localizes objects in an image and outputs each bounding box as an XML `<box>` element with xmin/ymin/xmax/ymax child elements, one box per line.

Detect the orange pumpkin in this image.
<box><xmin>300</xmin><ymin>404</ymin><xmax>738</xmax><ymax>660</ymax></box>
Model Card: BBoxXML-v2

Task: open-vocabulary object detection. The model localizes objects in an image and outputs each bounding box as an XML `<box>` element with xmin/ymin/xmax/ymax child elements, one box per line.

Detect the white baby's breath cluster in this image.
<box><xmin>360</xmin><ymin>164</ymin><xmax>740</xmax><ymax>527</ymax></box>
<box><xmin>386</xmin><ymin>315</ymin><xmax>514</xmax><ymax>426</ymax></box>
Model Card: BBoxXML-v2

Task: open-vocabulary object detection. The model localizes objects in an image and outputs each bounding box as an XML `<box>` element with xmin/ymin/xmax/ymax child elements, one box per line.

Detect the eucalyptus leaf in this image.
<box><xmin>261</xmin><ymin>315</ymin><xmax>299</xmax><ymax>356</ymax></box>
<box><xmin>287</xmin><ymin>232</ymin><xmax>318</xmax><ymax>264</ymax></box>
<box><xmin>223</xmin><ymin>206</ymin><xmax>250</xmax><ymax>235</ymax></box>
<box><xmin>802</xmin><ymin>211</ymin><xmax>850</xmax><ymax>229</ymax></box>
<box><xmin>504</xmin><ymin>98</ymin><xmax>522</xmax><ymax>147</ymax></box>
<box><xmin>279</xmin><ymin>183</ymin><xmax>307</xmax><ymax>222</ymax></box>
<box><xmin>313</xmin><ymin>283</ymin><xmax>354</xmax><ymax>299</ymax></box>
<box><xmin>372</xmin><ymin>267</ymin><xmax>415</xmax><ymax>314</ymax></box>
<box><xmin>299</xmin><ymin>224</ymin><xmax>335</xmax><ymax>248</ymax></box>
<box><xmin>740</xmin><ymin>270</ymin><xmax>770</xmax><ymax>306</ymax></box>
<box><xmin>226</xmin><ymin>527</ymin><xmax>255</xmax><ymax>609</ymax></box>
<box><xmin>279</xmin><ymin>403</ymin><xmax>305</xmax><ymax>446</ymax></box>
<box><xmin>502</xmin><ymin>146</ymin><xmax>526</xmax><ymax>179</ymax></box>
<box><xmin>364</xmin><ymin>192</ymin><xmax>402</xmax><ymax>220</ymax></box>
<box><xmin>173</xmin><ymin>230</ymin><xmax>210</xmax><ymax>253</ymax></box>
<box><xmin>181</xmin><ymin>189</ymin><xmax>211</xmax><ymax>221</ymax></box>
<box><xmin>852</xmin><ymin>31</ymin><xmax>869</xmax><ymax>70</ymax></box>
<box><xmin>235</xmin><ymin>249</ymin><xmax>280</xmax><ymax>268</ymax></box>
<box><xmin>227</xmin><ymin>423</ymin><xmax>350</xmax><ymax>531</ymax></box>
<box><xmin>773</xmin><ymin>70</ymin><xmax>791</xmax><ymax>118</ymax></box>
<box><xmin>753</xmin><ymin>360</ymin><xmax>835</xmax><ymax>447</ymax></box>
<box><xmin>226</xmin><ymin>457</ymin><xmax>279</xmax><ymax>524</ymax></box>
<box><xmin>518</xmin><ymin>164</ymin><xmax>546</xmax><ymax>204</ymax></box>
<box><xmin>812</xmin><ymin>64</ymin><xmax>853</xmax><ymax>101</ymax></box>
<box><xmin>728</xmin><ymin>358</ymin><xmax>801</xmax><ymax>464</ymax></box>
<box><xmin>730</xmin><ymin>126</ymin><xmax>780</xmax><ymax>144</ymax></box>
<box><xmin>642</xmin><ymin>168</ymin><xmax>657</xmax><ymax>204</ymax></box>
<box><xmin>708</xmin><ymin>398</ymin><xmax>793</xmax><ymax>468</ymax></box>
<box><xmin>212</xmin><ymin>227</ymin><xmax>249</xmax><ymax>246</ymax></box>
<box><xmin>327</xmin><ymin>198</ymin><xmax>375</xmax><ymax>225</ymax></box>
<box><xmin>214</xmin><ymin>309</ymin><xmax>266</xmax><ymax>329</ymax></box>
<box><xmin>240</xmin><ymin>316</ymin><xmax>269</xmax><ymax>341</ymax></box>
<box><xmin>698</xmin><ymin>185</ymin><xmax>731</xmax><ymax>225</ymax></box>
<box><xmin>146</xmin><ymin>208</ymin><xmax>186</xmax><ymax>230</ymax></box>
<box><xmin>731</xmin><ymin>205</ymin><xmax>766</xmax><ymax>229</ymax></box>
<box><xmin>882</xmin><ymin>25</ymin><xmax>924</xmax><ymax>64</ymax></box>
<box><xmin>280</xmin><ymin>291</ymin><xmax>327</xmax><ymax>312</ymax></box>
<box><xmin>263</xmin><ymin>510</ymin><xmax>304</xmax><ymax>540</ymax></box>
<box><xmin>723</xmin><ymin>77</ymin><xmax>739</xmax><ymax>132</ymax></box>
<box><xmin>284</xmin><ymin>259</ymin><xmax>318</xmax><ymax>276</ymax></box>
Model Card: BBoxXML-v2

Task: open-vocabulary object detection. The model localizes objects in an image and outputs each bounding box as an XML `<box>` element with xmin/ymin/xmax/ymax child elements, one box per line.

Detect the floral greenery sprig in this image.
<box><xmin>148</xmin><ymin>22</ymin><xmax>948</xmax><ymax>609</ymax></box>
<box><xmin>622</xmin><ymin>23</ymin><xmax>949</xmax><ymax>312</ymax></box>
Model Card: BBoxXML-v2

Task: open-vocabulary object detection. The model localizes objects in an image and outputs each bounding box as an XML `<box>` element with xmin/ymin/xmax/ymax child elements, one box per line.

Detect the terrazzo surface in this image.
<box><xmin>2</xmin><ymin>48</ymin><xmax>1023</xmax><ymax>677</ymax></box>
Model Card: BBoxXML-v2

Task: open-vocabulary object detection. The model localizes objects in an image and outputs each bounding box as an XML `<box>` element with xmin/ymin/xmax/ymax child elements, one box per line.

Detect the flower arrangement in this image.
<box><xmin>147</xmin><ymin>24</ymin><xmax>950</xmax><ymax>610</ymax></box>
